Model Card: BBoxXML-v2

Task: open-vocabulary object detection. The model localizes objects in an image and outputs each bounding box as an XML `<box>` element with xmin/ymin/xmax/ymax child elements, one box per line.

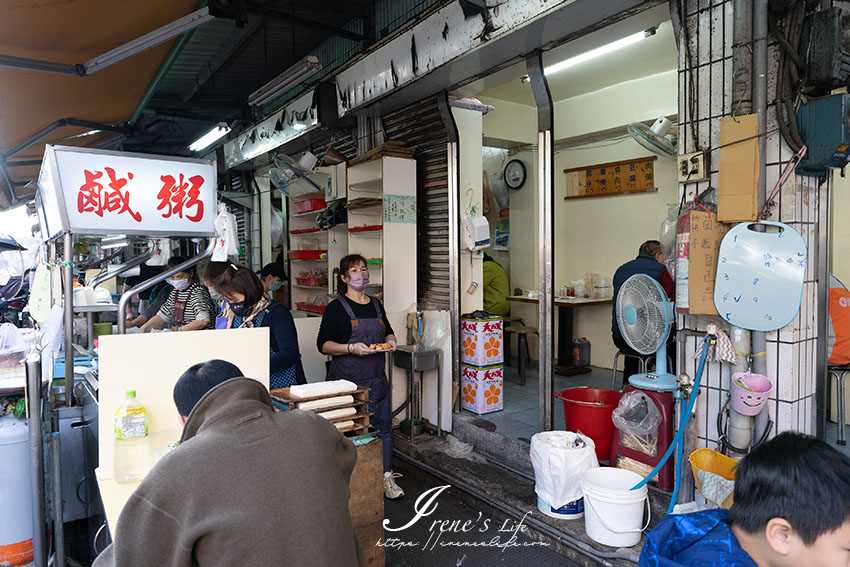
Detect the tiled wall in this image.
<box><xmin>678</xmin><ymin>0</ymin><xmax>826</xmax><ymax>448</ymax></box>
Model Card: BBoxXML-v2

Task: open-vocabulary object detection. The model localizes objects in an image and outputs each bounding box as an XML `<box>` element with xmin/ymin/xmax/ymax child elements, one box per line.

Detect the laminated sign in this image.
<box><xmin>36</xmin><ymin>145</ymin><xmax>216</xmax><ymax>240</ymax></box>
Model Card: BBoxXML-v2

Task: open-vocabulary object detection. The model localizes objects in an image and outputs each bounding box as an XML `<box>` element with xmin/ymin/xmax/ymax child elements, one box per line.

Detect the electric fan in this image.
<box><xmin>616</xmin><ymin>274</ymin><xmax>676</xmax><ymax>392</ymax></box>
<box><xmin>627</xmin><ymin>117</ymin><xmax>676</xmax><ymax>157</ymax></box>
<box><xmin>269</xmin><ymin>154</ymin><xmax>322</xmax><ymax>196</ymax></box>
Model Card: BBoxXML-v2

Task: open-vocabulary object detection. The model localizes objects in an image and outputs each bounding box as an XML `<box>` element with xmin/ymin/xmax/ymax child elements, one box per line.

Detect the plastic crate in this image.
<box><xmin>295</xmin><ymin>302</ymin><xmax>327</xmax><ymax>314</ymax></box>
<box><xmin>294</xmin><ymin>198</ymin><xmax>326</xmax><ymax>214</ymax></box>
<box><xmin>287</xmin><ymin>250</ymin><xmax>328</xmax><ymax>260</ymax></box>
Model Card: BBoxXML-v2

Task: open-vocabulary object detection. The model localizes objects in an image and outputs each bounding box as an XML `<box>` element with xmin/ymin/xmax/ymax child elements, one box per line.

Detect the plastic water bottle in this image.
<box><xmin>113</xmin><ymin>390</ymin><xmax>151</xmax><ymax>483</ymax></box>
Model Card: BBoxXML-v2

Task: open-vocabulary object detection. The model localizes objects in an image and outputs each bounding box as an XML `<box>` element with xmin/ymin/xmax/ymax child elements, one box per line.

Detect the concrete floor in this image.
<box><xmin>384</xmin><ymin>463</ymin><xmax>580</xmax><ymax>566</ymax></box>
<box><xmin>463</xmin><ymin>364</ymin><xmax>614</xmax><ymax>442</ymax></box>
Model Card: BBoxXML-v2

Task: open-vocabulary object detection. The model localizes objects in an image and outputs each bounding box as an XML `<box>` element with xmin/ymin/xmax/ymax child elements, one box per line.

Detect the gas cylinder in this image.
<box><xmin>0</xmin><ymin>413</ymin><xmax>33</xmax><ymax>566</ymax></box>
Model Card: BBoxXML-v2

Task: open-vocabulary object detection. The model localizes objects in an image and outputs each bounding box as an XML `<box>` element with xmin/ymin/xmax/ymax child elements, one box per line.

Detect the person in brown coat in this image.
<box><xmin>94</xmin><ymin>360</ymin><xmax>365</xmax><ymax>567</ymax></box>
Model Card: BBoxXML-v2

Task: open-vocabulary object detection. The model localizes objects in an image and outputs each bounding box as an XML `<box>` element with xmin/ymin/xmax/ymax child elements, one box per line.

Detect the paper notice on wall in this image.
<box><xmin>383</xmin><ymin>194</ymin><xmax>416</xmax><ymax>223</ymax></box>
<box><xmin>718</xmin><ymin>115</ymin><xmax>759</xmax><ymax>222</ymax></box>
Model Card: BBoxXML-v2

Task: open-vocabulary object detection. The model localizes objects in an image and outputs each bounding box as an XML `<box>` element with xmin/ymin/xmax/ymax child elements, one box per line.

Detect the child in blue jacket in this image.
<box><xmin>640</xmin><ymin>432</ymin><xmax>850</xmax><ymax>567</ymax></box>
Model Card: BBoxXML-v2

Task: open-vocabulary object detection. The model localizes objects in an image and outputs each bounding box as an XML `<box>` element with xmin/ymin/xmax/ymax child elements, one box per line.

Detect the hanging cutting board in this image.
<box><xmin>713</xmin><ymin>221</ymin><xmax>807</xmax><ymax>332</ymax></box>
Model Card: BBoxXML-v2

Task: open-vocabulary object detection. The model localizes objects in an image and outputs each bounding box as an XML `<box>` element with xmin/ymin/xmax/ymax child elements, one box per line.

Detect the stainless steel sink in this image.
<box><xmin>393</xmin><ymin>345</ymin><xmax>440</xmax><ymax>371</ymax></box>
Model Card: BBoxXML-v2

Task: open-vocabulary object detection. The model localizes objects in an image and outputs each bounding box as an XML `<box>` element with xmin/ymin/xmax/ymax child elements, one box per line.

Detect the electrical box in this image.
<box><xmin>801</xmin><ymin>7</ymin><xmax>850</xmax><ymax>96</ymax></box>
<box><xmin>463</xmin><ymin>216</ymin><xmax>491</xmax><ymax>251</ymax></box>
<box><xmin>795</xmin><ymin>94</ymin><xmax>850</xmax><ymax>176</ymax></box>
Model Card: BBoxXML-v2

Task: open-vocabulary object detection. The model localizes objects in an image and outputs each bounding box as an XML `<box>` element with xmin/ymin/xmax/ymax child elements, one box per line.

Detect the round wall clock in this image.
<box><xmin>504</xmin><ymin>159</ymin><xmax>526</xmax><ymax>190</ymax></box>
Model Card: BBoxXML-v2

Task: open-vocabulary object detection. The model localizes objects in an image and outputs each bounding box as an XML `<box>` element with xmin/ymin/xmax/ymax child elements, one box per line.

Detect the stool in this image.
<box><xmin>502</xmin><ymin>316</ymin><xmax>524</xmax><ymax>367</ymax></box>
<box><xmin>505</xmin><ymin>326</ymin><xmax>537</xmax><ymax>386</ymax></box>
<box><xmin>611</xmin><ymin>351</ymin><xmax>648</xmax><ymax>390</ymax></box>
<box><xmin>829</xmin><ymin>365</ymin><xmax>850</xmax><ymax>446</ymax></box>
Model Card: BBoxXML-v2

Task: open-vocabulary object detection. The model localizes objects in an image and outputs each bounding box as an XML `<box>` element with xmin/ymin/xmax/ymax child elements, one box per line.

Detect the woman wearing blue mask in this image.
<box><xmin>139</xmin><ymin>256</ymin><xmax>215</xmax><ymax>333</ymax></box>
<box><xmin>317</xmin><ymin>254</ymin><xmax>402</xmax><ymax>500</ymax></box>
<box><xmin>258</xmin><ymin>262</ymin><xmax>287</xmax><ymax>296</ymax></box>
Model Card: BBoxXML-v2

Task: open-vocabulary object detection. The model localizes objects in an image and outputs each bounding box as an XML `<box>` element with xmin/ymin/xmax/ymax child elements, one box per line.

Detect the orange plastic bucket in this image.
<box><xmin>556</xmin><ymin>387</ymin><xmax>621</xmax><ymax>461</ymax></box>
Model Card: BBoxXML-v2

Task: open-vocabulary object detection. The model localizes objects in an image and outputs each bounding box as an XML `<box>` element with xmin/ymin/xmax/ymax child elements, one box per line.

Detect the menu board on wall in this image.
<box><xmin>564</xmin><ymin>156</ymin><xmax>657</xmax><ymax>199</ymax></box>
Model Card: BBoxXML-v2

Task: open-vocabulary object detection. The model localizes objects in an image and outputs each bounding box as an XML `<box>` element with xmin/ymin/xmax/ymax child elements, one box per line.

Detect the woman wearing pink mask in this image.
<box><xmin>317</xmin><ymin>254</ymin><xmax>403</xmax><ymax>500</ymax></box>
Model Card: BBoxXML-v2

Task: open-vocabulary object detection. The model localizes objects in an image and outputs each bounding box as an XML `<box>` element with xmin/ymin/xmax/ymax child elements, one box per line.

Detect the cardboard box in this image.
<box><xmin>718</xmin><ymin>114</ymin><xmax>759</xmax><ymax>222</ymax></box>
<box><xmin>461</xmin><ymin>364</ymin><xmax>504</xmax><ymax>414</ymax></box>
<box><xmin>676</xmin><ymin>210</ymin><xmax>729</xmax><ymax>315</ymax></box>
<box><xmin>461</xmin><ymin>316</ymin><xmax>504</xmax><ymax>367</ymax></box>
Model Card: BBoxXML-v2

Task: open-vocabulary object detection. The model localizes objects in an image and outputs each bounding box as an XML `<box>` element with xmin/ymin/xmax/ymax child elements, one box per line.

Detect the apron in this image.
<box><xmin>172</xmin><ymin>282</ymin><xmax>200</xmax><ymax>327</ymax></box>
<box><xmin>326</xmin><ymin>296</ymin><xmax>393</xmax><ymax>472</ymax></box>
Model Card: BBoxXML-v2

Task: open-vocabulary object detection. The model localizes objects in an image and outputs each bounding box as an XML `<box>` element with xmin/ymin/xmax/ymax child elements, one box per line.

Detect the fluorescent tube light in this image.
<box><xmin>544</xmin><ymin>28</ymin><xmax>655</xmax><ymax>76</ymax></box>
<box><xmin>188</xmin><ymin>123</ymin><xmax>231</xmax><ymax>152</ymax></box>
<box><xmin>248</xmin><ymin>55</ymin><xmax>322</xmax><ymax>107</ymax></box>
<box><xmin>101</xmin><ymin>236</ymin><xmax>129</xmax><ymax>249</ymax></box>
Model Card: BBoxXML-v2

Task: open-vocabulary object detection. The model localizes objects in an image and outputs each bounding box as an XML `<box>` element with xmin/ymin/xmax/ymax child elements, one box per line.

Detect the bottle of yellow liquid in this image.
<box><xmin>113</xmin><ymin>390</ymin><xmax>151</xmax><ymax>483</ymax></box>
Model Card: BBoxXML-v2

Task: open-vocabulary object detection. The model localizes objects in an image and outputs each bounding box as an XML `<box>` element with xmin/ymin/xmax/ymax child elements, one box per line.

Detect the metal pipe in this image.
<box><xmin>526</xmin><ymin>50</ymin><xmax>555</xmax><ymax>432</ymax></box>
<box><xmin>726</xmin><ymin>327</ymin><xmax>752</xmax><ymax>458</ymax></box>
<box><xmin>50</xmin><ymin>413</ymin><xmax>65</xmax><ymax>567</ymax></box>
<box><xmin>117</xmin><ymin>239</ymin><xmax>215</xmax><ymax>333</ymax></box>
<box><xmin>63</xmin><ymin>232</ymin><xmax>74</xmax><ymax>407</ymax></box>
<box><xmin>88</xmin><ymin>240</ymin><xmax>156</xmax><ymax>288</ymax></box>
<box><xmin>731</xmin><ymin>0</ymin><xmax>753</xmax><ymax>115</ymax></box>
<box><xmin>393</xmin><ymin>450</ymin><xmax>638</xmax><ymax>566</ymax></box>
<box><xmin>752</xmin><ymin>0</ymin><xmax>769</xmax><ymax>440</ymax></box>
<box><xmin>26</xmin><ymin>353</ymin><xmax>47</xmax><ymax>567</ymax></box>
<box><xmin>5</xmin><ymin>118</ymin><xmax>129</xmax><ymax>160</ymax></box>
<box><xmin>816</xmin><ymin>176</ymin><xmax>831</xmax><ymax>438</ymax></box>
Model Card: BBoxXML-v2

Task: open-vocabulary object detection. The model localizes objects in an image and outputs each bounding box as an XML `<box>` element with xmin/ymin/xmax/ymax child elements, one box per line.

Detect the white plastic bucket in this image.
<box><xmin>537</xmin><ymin>496</ymin><xmax>584</xmax><ymax>520</ymax></box>
<box><xmin>582</xmin><ymin>468</ymin><xmax>650</xmax><ymax>548</ymax></box>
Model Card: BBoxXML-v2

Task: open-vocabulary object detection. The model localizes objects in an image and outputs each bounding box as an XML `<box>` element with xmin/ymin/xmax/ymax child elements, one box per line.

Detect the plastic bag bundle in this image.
<box><xmin>612</xmin><ymin>391</ymin><xmax>662</xmax><ymax>457</ymax></box>
<box><xmin>530</xmin><ymin>431</ymin><xmax>599</xmax><ymax>509</ymax></box>
<box><xmin>0</xmin><ymin>323</ymin><xmax>27</xmax><ymax>369</ymax></box>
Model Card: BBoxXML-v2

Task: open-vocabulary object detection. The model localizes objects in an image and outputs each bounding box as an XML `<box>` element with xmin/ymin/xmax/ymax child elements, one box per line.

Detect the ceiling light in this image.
<box><xmin>544</xmin><ymin>28</ymin><xmax>656</xmax><ymax>76</ymax></box>
<box><xmin>188</xmin><ymin>122</ymin><xmax>231</xmax><ymax>152</ymax></box>
<box><xmin>248</xmin><ymin>55</ymin><xmax>322</xmax><ymax>107</ymax></box>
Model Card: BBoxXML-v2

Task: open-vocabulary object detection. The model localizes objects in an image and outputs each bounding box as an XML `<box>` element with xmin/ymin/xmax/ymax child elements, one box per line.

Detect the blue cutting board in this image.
<box><xmin>713</xmin><ymin>221</ymin><xmax>807</xmax><ymax>332</ymax></box>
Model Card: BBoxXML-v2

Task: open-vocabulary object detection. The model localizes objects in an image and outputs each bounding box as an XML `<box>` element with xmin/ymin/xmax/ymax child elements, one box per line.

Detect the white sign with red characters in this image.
<box><xmin>37</xmin><ymin>145</ymin><xmax>216</xmax><ymax>238</ymax></box>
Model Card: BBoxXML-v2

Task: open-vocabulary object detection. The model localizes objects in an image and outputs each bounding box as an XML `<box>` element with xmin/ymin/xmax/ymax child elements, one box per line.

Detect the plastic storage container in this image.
<box><xmin>555</xmin><ymin>387</ymin><xmax>620</xmax><ymax>461</ymax></box>
<box><xmin>287</xmin><ymin>249</ymin><xmax>328</xmax><ymax>261</ymax></box>
<box><xmin>113</xmin><ymin>390</ymin><xmax>151</xmax><ymax>483</ymax></box>
<box><xmin>572</xmin><ymin>337</ymin><xmax>591</xmax><ymax>367</ymax></box>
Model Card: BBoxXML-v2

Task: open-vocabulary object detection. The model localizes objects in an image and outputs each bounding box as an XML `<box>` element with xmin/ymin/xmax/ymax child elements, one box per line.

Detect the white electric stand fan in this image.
<box><xmin>616</xmin><ymin>274</ymin><xmax>676</xmax><ymax>392</ymax></box>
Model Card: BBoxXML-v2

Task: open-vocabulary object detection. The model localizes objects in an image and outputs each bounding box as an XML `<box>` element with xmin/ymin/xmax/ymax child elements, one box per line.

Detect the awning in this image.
<box><xmin>0</xmin><ymin>0</ymin><xmax>200</xmax><ymax>206</ymax></box>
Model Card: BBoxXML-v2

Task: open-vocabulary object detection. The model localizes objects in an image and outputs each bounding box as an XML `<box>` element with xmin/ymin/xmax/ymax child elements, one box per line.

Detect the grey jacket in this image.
<box><xmin>94</xmin><ymin>378</ymin><xmax>365</xmax><ymax>567</ymax></box>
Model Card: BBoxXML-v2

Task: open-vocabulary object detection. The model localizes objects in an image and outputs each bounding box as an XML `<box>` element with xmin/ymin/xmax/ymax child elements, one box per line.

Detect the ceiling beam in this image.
<box><xmin>182</xmin><ymin>15</ymin><xmax>265</xmax><ymax>102</ymax></box>
<box><xmin>247</xmin><ymin>3</ymin><xmax>365</xmax><ymax>42</ymax></box>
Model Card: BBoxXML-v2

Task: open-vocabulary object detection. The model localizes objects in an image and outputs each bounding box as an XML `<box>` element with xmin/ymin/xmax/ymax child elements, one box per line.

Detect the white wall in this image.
<box><xmin>832</xmin><ymin>172</ymin><xmax>850</xmax><ymax>284</ymax></box>
<box><xmin>453</xmin><ymin>107</ymin><xmax>485</xmax><ymax>313</ymax></box>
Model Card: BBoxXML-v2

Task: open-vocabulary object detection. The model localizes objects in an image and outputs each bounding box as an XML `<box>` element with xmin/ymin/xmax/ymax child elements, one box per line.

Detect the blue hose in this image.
<box><xmin>631</xmin><ymin>335</ymin><xmax>714</xmax><ymax>494</ymax></box>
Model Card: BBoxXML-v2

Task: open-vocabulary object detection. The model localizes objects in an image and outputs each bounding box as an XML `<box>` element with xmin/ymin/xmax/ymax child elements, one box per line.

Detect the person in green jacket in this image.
<box><xmin>483</xmin><ymin>253</ymin><xmax>510</xmax><ymax>316</ymax></box>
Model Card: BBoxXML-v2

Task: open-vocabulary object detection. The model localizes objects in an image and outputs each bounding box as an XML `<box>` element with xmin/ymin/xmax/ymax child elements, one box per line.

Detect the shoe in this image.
<box><xmin>383</xmin><ymin>471</ymin><xmax>404</xmax><ymax>499</ymax></box>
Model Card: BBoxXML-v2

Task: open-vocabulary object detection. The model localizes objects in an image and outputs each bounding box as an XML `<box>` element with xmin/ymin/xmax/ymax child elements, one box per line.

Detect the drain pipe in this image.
<box><xmin>726</xmin><ymin>327</ymin><xmax>753</xmax><ymax>459</ymax></box>
<box><xmin>752</xmin><ymin>0</ymin><xmax>770</xmax><ymax>442</ymax></box>
<box><xmin>731</xmin><ymin>0</ymin><xmax>753</xmax><ymax>116</ymax></box>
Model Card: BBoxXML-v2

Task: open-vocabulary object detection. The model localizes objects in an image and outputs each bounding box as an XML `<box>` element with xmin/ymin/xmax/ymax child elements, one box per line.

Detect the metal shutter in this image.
<box><xmin>382</xmin><ymin>96</ymin><xmax>451</xmax><ymax>310</ymax></box>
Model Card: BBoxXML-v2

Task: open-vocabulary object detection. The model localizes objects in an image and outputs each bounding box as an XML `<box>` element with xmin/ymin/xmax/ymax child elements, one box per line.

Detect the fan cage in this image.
<box><xmin>616</xmin><ymin>274</ymin><xmax>672</xmax><ymax>355</ymax></box>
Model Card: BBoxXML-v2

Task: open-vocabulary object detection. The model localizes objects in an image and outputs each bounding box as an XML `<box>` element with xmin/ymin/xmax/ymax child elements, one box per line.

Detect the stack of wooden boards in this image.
<box><xmin>347</xmin><ymin>140</ymin><xmax>414</xmax><ymax>167</ymax></box>
<box><xmin>270</xmin><ymin>379</ymin><xmax>372</xmax><ymax>436</ymax></box>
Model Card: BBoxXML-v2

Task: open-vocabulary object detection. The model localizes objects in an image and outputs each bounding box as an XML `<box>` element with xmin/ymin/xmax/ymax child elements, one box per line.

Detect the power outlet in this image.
<box><xmin>678</xmin><ymin>151</ymin><xmax>708</xmax><ymax>183</ymax></box>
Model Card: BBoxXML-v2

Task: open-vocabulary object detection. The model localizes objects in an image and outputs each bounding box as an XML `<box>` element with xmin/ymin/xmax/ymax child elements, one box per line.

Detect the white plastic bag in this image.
<box><xmin>0</xmin><ymin>323</ymin><xmax>27</xmax><ymax>368</ymax></box>
<box><xmin>270</xmin><ymin>207</ymin><xmax>284</xmax><ymax>248</ymax></box>
<box><xmin>212</xmin><ymin>203</ymin><xmax>239</xmax><ymax>261</ymax></box>
<box><xmin>530</xmin><ymin>431</ymin><xmax>599</xmax><ymax>509</ymax></box>
<box><xmin>145</xmin><ymin>239</ymin><xmax>172</xmax><ymax>266</ymax></box>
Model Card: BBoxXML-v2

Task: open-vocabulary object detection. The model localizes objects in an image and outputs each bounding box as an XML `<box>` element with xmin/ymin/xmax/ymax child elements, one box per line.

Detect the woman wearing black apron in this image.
<box><xmin>317</xmin><ymin>254</ymin><xmax>403</xmax><ymax>499</ymax></box>
<box><xmin>139</xmin><ymin>256</ymin><xmax>214</xmax><ymax>333</ymax></box>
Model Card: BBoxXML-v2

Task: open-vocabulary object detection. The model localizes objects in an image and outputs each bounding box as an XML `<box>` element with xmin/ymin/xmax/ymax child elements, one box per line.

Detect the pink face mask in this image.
<box><xmin>348</xmin><ymin>271</ymin><xmax>369</xmax><ymax>291</ymax></box>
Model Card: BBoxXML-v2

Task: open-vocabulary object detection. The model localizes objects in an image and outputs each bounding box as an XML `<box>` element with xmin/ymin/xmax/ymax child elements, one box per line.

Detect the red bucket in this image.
<box><xmin>555</xmin><ymin>387</ymin><xmax>621</xmax><ymax>461</ymax></box>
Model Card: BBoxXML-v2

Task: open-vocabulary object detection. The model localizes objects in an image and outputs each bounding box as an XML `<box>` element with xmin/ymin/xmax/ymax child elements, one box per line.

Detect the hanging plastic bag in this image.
<box><xmin>420</xmin><ymin>310</ymin><xmax>451</xmax><ymax>352</ymax></box>
<box><xmin>659</xmin><ymin>203</ymin><xmax>679</xmax><ymax>276</ymax></box>
<box><xmin>270</xmin><ymin>207</ymin><xmax>284</xmax><ymax>248</ymax></box>
<box><xmin>212</xmin><ymin>203</ymin><xmax>240</xmax><ymax>261</ymax></box>
<box><xmin>145</xmin><ymin>239</ymin><xmax>172</xmax><ymax>266</ymax></box>
<box><xmin>612</xmin><ymin>390</ymin><xmax>662</xmax><ymax>457</ymax></box>
<box><xmin>0</xmin><ymin>323</ymin><xmax>27</xmax><ymax>370</ymax></box>
<box><xmin>530</xmin><ymin>431</ymin><xmax>598</xmax><ymax>509</ymax></box>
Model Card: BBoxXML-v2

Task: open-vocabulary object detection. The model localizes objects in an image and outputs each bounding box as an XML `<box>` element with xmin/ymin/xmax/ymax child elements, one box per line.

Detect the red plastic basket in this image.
<box><xmin>295</xmin><ymin>302</ymin><xmax>327</xmax><ymax>314</ymax></box>
<box><xmin>294</xmin><ymin>198</ymin><xmax>326</xmax><ymax>213</ymax></box>
<box><xmin>287</xmin><ymin>250</ymin><xmax>327</xmax><ymax>260</ymax></box>
<box><xmin>295</xmin><ymin>276</ymin><xmax>328</xmax><ymax>287</ymax></box>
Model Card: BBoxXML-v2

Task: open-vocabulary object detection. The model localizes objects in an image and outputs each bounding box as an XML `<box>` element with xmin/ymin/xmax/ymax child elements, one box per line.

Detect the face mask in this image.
<box><xmin>269</xmin><ymin>281</ymin><xmax>283</xmax><ymax>292</ymax></box>
<box><xmin>348</xmin><ymin>271</ymin><xmax>369</xmax><ymax>292</ymax></box>
<box><xmin>169</xmin><ymin>278</ymin><xmax>190</xmax><ymax>291</ymax></box>
<box><xmin>209</xmin><ymin>289</ymin><xmax>223</xmax><ymax>301</ymax></box>
<box><xmin>229</xmin><ymin>301</ymin><xmax>252</xmax><ymax>317</ymax></box>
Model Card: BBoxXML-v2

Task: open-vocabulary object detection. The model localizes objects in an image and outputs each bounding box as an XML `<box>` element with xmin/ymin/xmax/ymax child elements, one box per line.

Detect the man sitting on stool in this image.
<box><xmin>94</xmin><ymin>360</ymin><xmax>365</xmax><ymax>567</ymax></box>
<box><xmin>611</xmin><ymin>240</ymin><xmax>675</xmax><ymax>386</ymax></box>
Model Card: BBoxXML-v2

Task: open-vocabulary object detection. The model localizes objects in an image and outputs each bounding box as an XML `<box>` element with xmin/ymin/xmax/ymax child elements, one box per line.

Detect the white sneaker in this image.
<box><xmin>383</xmin><ymin>471</ymin><xmax>404</xmax><ymax>499</ymax></box>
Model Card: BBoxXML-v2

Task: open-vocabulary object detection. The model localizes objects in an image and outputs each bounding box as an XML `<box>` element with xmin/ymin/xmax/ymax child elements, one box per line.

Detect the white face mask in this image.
<box><xmin>169</xmin><ymin>278</ymin><xmax>190</xmax><ymax>291</ymax></box>
<box><xmin>209</xmin><ymin>289</ymin><xmax>223</xmax><ymax>301</ymax></box>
